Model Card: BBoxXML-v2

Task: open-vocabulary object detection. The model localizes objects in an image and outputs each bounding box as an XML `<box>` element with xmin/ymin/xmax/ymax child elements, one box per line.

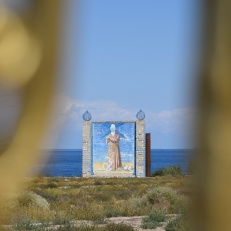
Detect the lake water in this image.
<box><xmin>33</xmin><ymin>149</ymin><xmax>195</xmax><ymax>177</ymax></box>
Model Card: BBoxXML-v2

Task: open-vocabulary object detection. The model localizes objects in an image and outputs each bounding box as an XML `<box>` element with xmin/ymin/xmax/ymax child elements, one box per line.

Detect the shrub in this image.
<box><xmin>10</xmin><ymin>206</ymin><xmax>55</xmax><ymax>224</ymax></box>
<box><xmin>141</xmin><ymin>211</ymin><xmax>166</xmax><ymax>229</ymax></box>
<box><xmin>152</xmin><ymin>165</ymin><xmax>182</xmax><ymax>177</ymax></box>
<box><xmin>148</xmin><ymin>212</ymin><xmax>166</xmax><ymax>222</ymax></box>
<box><xmin>146</xmin><ymin>186</ymin><xmax>188</xmax><ymax>214</ymax></box>
<box><xmin>165</xmin><ymin>215</ymin><xmax>190</xmax><ymax>231</ymax></box>
<box><xmin>12</xmin><ymin>219</ymin><xmax>35</xmax><ymax>230</ymax></box>
<box><xmin>17</xmin><ymin>191</ymin><xmax>50</xmax><ymax>209</ymax></box>
<box><xmin>105</xmin><ymin>209</ymin><xmax>121</xmax><ymax>217</ymax></box>
<box><xmin>118</xmin><ymin>196</ymin><xmax>151</xmax><ymax>216</ymax></box>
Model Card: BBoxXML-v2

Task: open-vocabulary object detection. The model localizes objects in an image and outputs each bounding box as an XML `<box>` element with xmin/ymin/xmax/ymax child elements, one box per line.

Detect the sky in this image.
<box><xmin>0</xmin><ymin>0</ymin><xmax>203</xmax><ymax>149</ymax></box>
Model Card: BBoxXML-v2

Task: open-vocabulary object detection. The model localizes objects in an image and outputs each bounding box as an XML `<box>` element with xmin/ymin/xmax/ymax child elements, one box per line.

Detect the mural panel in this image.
<box><xmin>92</xmin><ymin>122</ymin><xmax>135</xmax><ymax>176</ymax></box>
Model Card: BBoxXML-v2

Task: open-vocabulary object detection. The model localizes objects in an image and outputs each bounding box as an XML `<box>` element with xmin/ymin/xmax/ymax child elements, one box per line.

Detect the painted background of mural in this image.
<box><xmin>92</xmin><ymin>122</ymin><xmax>135</xmax><ymax>175</ymax></box>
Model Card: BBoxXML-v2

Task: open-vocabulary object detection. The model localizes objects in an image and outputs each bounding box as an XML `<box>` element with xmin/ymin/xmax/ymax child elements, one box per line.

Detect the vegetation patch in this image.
<box><xmin>141</xmin><ymin>211</ymin><xmax>166</xmax><ymax>229</ymax></box>
<box><xmin>17</xmin><ymin>191</ymin><xmax>50</xmax><ymax>209</ymax></box>
<box><xmin>147</xmin><ymin>186</ymin><xmax>188</xmax><ymax>214</ymax></box>
<box><xmin>165</xmin><ymin>214</ymin><xmax>190</xmax><ymax>231</ymax></box>
<box><xmin>152</xmin><ymin>165</ymin><xmax>182</xmax><ymax>177</ymax></box>
<box><xmin>11</xmin><ymin>220</ymin><xmax>134</xmax><ymax>231</ymax></box>
<box><xmin>0</xmin><ymin>175</ymin><xmax>192</xmax><ymax>228</ymax></box>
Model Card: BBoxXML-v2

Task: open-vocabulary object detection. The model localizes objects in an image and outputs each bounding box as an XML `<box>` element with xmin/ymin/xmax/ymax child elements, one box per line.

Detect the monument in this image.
<box><xmin>82</xmin><ymin>110</ymin><xmax>146</xmax><ymax>177</ymax></box>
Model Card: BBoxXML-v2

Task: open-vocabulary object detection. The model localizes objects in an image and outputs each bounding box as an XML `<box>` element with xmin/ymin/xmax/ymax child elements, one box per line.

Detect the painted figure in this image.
<box><xmin>106</xmin><ymin>124</ymin><xmax>122</xmax><ymax>170</ymax></box>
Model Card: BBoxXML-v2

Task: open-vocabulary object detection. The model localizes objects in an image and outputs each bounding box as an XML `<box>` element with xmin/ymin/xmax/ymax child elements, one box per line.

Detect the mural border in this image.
<box><xmin>91</xmin><ymin>121</ymin><xmax>136</xmax><ymax>177</ymax></box>
<box><xmin>82</xmin><ymin>120</ymin><xmax>146</xmax><ymax>177</ymax></box>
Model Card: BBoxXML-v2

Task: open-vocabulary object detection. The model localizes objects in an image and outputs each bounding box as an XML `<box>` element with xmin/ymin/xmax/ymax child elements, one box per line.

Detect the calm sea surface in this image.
<box><xmin>33</xmin><ymin>149</ymin><xmax>195</xmax><ymax>177</ymax></box>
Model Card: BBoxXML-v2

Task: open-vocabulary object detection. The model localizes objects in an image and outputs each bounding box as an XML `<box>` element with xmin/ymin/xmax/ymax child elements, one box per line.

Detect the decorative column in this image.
<box><xmin>135</xmin><ymin>110</ymin><xmax>146</xmax><ymax>177</ymax></box>
<box><xmin>82</xmin><ymin>111</ymin><xmax>92</xmax><ymax>177</ymax></box>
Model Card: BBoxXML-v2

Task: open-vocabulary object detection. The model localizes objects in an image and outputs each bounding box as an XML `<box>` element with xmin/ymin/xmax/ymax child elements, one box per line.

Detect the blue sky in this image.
<box><xmin>1</xmin><ymin>0</ymin><xmax>203</xmax><ymax>149</ymax></box>
<box><xmin>51</xmin><ymin>0</ymin><xmax>203</xmax><ymax>149</ymax></box>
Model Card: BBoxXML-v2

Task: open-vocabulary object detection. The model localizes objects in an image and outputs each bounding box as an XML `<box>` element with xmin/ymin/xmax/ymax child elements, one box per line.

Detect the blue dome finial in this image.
<box><xmin>83</xmin><ymin>110</ymin><xmax>92</xmax><ymax>121</ymax></box>
<box><xmin>136</xmin><ymin>109</ymin><xmax>145</xmax><ymax>120</ymax></box>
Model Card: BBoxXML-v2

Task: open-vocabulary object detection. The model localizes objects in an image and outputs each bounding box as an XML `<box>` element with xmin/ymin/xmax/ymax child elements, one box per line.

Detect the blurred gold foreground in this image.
<box><xmin>0</xmin><ymin>0</ymin><xmax>61</xmax><ymax>205</ymax></box>
<box><xmin>1</xmin><ymin>1</ymin><xmax>231</xmax><ymax>230</ymax></box>
<box><xmin>196</xmin><ymin>1</ymin><xmax>231</xmax><ymax>230</ymax></box>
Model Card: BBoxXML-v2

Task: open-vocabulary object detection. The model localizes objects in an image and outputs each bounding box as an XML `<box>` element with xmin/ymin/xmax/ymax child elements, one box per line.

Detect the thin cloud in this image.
<box><xmin>146</xmin><ymin>108</ymin><xmax>197</xmax><ymax>135</ymax></box>
<box><xmin>51</xmin><ymin>94</ymin><xmax>197</xmax><ymax>137</ymax></box>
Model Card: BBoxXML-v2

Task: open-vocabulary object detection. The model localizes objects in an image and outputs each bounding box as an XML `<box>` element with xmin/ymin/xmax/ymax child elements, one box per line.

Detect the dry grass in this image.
<box><xmin>0</xmin><ymin>175</ymin><xmax>193</xmax><ymax>229</ymax></box>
